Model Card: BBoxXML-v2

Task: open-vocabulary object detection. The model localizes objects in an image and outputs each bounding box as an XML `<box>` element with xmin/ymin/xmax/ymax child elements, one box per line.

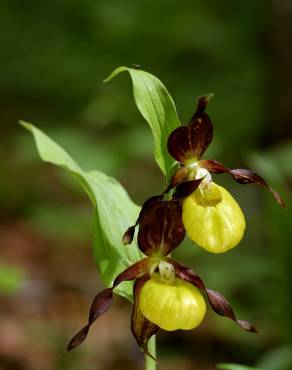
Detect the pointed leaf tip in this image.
<box><xmin>19</xmin><ymin>120</ymin><xmax>31</xmax><ymax>129</ymax></box>
<box><xmin>104</xmin><ymin>66</ymin><xmax>180</xmax><ymax>177</ymax></box>
<box><xmin>103</xmin><ymin>66</ymin><xmax>128</xmax><ymax>83</ymax></box>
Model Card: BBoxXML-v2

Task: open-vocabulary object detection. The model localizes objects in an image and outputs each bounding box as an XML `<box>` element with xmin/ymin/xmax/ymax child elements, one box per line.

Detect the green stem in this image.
<box><xmin>145</xmin><ymin>335</ymin><xmax>156</xmax><ymax>370</ymax></box>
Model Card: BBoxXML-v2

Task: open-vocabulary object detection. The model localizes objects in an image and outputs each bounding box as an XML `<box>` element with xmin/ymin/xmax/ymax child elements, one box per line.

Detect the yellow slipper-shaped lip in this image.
<box><xmin>139</xmin><ymin>275</ymin><xmax>206</xmax><ymax>331</ymax></box>
<box><xmin>182</xmin><ymin>183</ymin><xmax>246</xmax><ymax>253</ymax></box>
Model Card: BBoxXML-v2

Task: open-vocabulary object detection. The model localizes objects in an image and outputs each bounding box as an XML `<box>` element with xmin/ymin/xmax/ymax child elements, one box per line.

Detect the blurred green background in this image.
<box><xmin>0</xmin><ymin>1</ymin><xmax>291</xmax><ymax>369</ymax></box>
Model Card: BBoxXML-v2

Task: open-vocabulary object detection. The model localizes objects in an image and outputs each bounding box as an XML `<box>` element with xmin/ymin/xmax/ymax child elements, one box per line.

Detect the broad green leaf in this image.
<box><xmin>217</xmin><ymin>364</ymin><xmax>261</xmax><ymax>370</ymax></box>
<box><xmin>20</xmin><ymin>121</ymin><xmax>144</xmax><ymax>301</ymax></box>
<box><xmin>105</xmin><ymin>66</ymin><xmax>180</xmax><ymax>179</ymax></box>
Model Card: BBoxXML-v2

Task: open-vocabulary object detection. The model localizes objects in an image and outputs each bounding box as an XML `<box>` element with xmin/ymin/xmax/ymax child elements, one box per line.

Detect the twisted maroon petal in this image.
<box><xmin>169</xmin><ymin>258</ymin><xmax>257</xmax><ymax>333</ymax></box>
<box><xmin>66</xmin><ymin>288</ymin><xmax>113</xmax><ymax>351</ymax></box>
<box><xmin>66</xmin><ymin>258</ymin><xmax>151</xmax><ymax>351</ymax></box>
<box><xmin>131</xmin><ymin>276</ymin><xmax>159</xmax><ymax>360</ymax></box>
<box><xmin>200</xmin><ymin>159</ymin><xmax>285</xmax><ymax>207</ymax></box>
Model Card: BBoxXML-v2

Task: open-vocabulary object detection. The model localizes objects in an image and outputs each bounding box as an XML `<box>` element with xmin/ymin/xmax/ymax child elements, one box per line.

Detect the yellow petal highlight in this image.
<box><xmin>182</xmin><ymin>183</ymin><xmax>246</xmax><ymax>253</ymax></box>
<box><xmin>139</xmin><ymin>275</ymin><xmax>206</xmax><ymax>331</ymax></box>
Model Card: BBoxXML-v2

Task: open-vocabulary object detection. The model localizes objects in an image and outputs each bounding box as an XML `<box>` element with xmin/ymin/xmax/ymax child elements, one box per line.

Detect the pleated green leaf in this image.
<box><xmin>20</xmin><ymin>121</ymin><xmax>143</xmax><ymax>301</ymax></box>
<box><xmin>105</xmin><ymin>66</ymin><xmax>180</xmax><ymax>179</ymax></box>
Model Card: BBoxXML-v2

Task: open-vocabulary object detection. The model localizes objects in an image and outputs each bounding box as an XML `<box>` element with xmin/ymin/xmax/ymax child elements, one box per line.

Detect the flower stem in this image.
<box><xmin>145</xmin><ymin>335</ymin><xmax>156</xmax><ymax>370</ymax></box>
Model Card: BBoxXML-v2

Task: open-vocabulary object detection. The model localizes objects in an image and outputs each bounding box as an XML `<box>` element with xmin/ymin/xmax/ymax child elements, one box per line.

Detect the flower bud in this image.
<box><xmin>182</xmin><ymin>182</ymin><xmax>245</xmax><ymax>253</ymax></box>
<box><xmin>139</xmin><ymin>274</ymin><xmax>206</xmax><ymax>331</ymax></box>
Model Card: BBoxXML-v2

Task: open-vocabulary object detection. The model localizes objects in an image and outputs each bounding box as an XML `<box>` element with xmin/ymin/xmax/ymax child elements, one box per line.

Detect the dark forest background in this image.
<box><xmin>0</xmin><ymin>1</ymin><xmax>291</xmax><ymax>369</ymax></box>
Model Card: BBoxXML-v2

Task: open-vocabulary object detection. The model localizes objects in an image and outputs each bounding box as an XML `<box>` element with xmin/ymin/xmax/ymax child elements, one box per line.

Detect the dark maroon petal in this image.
<box><xmin>67</xmin><ymin>325</ymin><xmax>90</xmax><ymax>351</ymax></box>
<box><xmin>138</xmin><ymin>201</ymin><xmax>185</xmax><ymax>256</ymax></box>
<box><xmin>170</xmin><ymin>166</ymin><xmax>190</xmax><ymax>188</ymax></box>
<box><xmin>230</xmin><ymin>169</ymin><xmax>285</xmax><ymax>207</ymax></box>
<box><xmin>88</xmin><ymin>288</ymin><xmax>113</xmax><ymax>324</ymax></box>
<box><xmin>167</xmin><ymin>118</ymin><xmax>213</xmax><ymax>163</ymax></box>
<box><xmin>138</xmin><ymin>195</ymin><xmax>164</xmax><ymax>224</ymax></box>
<box><xmin>170</xmin><ymin>258</ymin><xmax>257</xmax><ymax>333</ymax></box>
<box><xmin>67</xmin><ymin>259</ymin><xmax>151</xmax><ymax>352</ymax></box>
<box><xmin>122</xmin><ymin>195</ymin><xmax>164</xmax><ymax>246</ymax></box>
<box><xmin>113</xmin><ymin>258</ymin><xmax>151</xmax><ymax>287</ymax></box>
<box><xmin>169</xmin><ymin>259</ymin><xmax>205</xmax><ymax>289</ymax></box>
<box><xmin>201</xmin><ymin>160</ymin><xmax>285</xmax><ymax>207</ymax></box>
<box><xmin>191</xmin><ymin>94</ymin><xmax>214</xmax><ymax>119</ymax></box>
<box><xmin>173</xmin><ymin>178</ymin><xmax>203</xmax><ymax>200</ymax></box>
<box><xmin>122</xmin><ymin>225</ymin><xmax>136</xmax><ymax>245</ymax></box>
<box><xmin>200</xmin><ymin>159</ymin><xmax>229</xmax><ymax>174</ymax></box>
<box><xmin>66</xmin><ymin>288</ymin><xmax>113</xmax><ymax>351</ymax></box>
<box><xmin>167</xmin><ymin>96</ymin><xmax>213</xmax><ymax>163</ymax></box>
<box><xmin>205</xmin><ymin>289</ymin><xmax>257</xmax><ymax>333</ymax></box>
<box><xmin>131</xmin><ymin>276</ymin><xmax>159</xmax><ymax>359</ymax></box>
<box><xmin>167</xmin><ymin>125</ymin><xmax>196</xmax><ymax>163</ymax></box>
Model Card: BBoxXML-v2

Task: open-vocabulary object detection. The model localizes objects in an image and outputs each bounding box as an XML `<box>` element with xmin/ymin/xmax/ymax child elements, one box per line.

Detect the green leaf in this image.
<box><xmin>20</xmin><ymin>121</ymin><xmax>144</xmax><ymax>301</ymax></box>
<box><xmin>105</xmin><ymin>66</ymin><xmax>180</xmax><ymax>179</ymax></box>
<box><xmin>217</xmin><ymin>364</ymin><xmax>261</xmax><ymax>370</ymax></box>
<box><xmin>257</xmin><ymin>345</ymin><xmax>292</xmax><ymax>370</ymax></box>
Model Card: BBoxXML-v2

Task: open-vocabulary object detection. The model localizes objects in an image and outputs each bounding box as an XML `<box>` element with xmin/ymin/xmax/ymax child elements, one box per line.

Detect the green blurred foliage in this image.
<box><xmin>217</xmin><ymin>364</ymin><xmax>261</xmax><ymax>370</ymax></box>
<box><xmin>0</xmin><ymin>261</ymin><xmax>25</xmax><ymax>295</ymax></box>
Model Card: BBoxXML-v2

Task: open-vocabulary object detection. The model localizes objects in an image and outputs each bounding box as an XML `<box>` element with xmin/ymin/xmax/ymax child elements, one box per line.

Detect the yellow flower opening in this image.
<box><xmin>182</xmin><ymin>182</ymin><xmax>246</xmax><ymax>253</ymax></box>
<box><xmin>139</xmin><ymin>274</ymin><xmax>206</xmax><ymax>331</ymax></box>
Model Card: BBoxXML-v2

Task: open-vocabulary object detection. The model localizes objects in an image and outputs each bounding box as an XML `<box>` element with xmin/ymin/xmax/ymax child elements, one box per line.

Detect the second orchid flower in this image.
<box><xmin>166</xmin><ymin>95</ymin><xmax>285</xmax><ymax>253</ymax></box>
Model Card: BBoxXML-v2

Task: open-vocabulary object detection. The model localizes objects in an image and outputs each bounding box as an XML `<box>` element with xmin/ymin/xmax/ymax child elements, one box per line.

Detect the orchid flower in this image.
<box><xmin>165</xmin><ymin>95</ymin><xmax>285</xmax><ymax>253</ymax></box>
<box><xmin>67</xmin><ymin>200</ymin><xmax>256</xmax><ymax>359</ymax></box>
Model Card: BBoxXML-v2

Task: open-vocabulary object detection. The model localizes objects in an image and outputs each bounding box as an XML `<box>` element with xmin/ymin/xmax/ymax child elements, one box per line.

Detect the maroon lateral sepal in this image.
<box><xmin>200</xmin><ymin>159</ymin><xmax>285</xmax><ymax>207</ymax></box>
<box><xmin>173</xmin><ymin>178</ymin><xmax>203</xmax><ymax>200</ymax></box>
<box><xmin>205</xmin><ymin>289</ymin><xmax>257</xmax><ymax>333</ymax></box>
<box><xmin>230</xmin><ymin>168</ymin><xmax>285</xmax><ymax>207</ymax></box>
<box><xmin>137</xmin><ymin>200</ymin><xmax>185</xmax><ymax>256</ymax></box>
<box><xmin>131</xmin><ymin>276</ymin><xmax>159</xmax><ymax>361</ymax></box>
<box><xmin>199</xmin><ymin>159</ymin><xmax>229</xmax><ymax>174</ymax></box>
<box><xmin>170</xmin><ymin>258</ymin><xmax>257</xmax><ymax>333</ymax></box>
<box><xmin>67</xmin><ymin>258</ymin><xmax>151</xmax><ymax>352</ymax></box>
<box><xmin>66</xmin><ymin>324</ymin><xmax>90</xmax><ymax>351</ymax></box>
<box><xmin>66</xmin><ymin>288</ymin><xmax>113</xmax><ymax>351</ymax></box>
<box><xmin>113</xmin><ymin>258</ymin><xmax>151</xmax><ymax>287</ymax></box>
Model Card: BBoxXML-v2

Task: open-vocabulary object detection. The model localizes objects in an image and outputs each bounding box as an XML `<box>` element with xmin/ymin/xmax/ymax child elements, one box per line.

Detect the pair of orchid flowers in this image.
<box><xmin>67</xmin><ymin>95</ymin><xmax>284</xmax><ymax>358</ymax></box>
